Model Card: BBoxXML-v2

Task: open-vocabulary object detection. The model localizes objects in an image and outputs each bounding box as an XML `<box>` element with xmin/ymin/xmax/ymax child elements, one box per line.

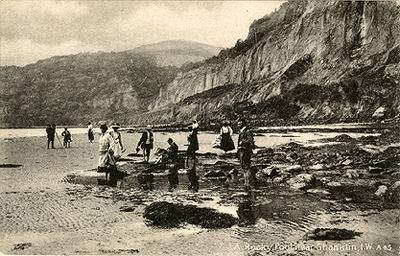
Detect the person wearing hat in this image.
<box><xmin>166</xmin><ymin>138</ymin><xmax>179</xmax><ymax>190</ymax></box>
<box><xmin>98</xmin><ymin>123</ymin><xmax>116</xmax><ymax>181</ymax></box>
<box><xmin>219</xmin><ymin>120</ymin><xmax>235</xmax><ymax>152</ymax></box>
<box><xmin>109</xmin><ymin>123</ymin><xmax>124</xmax><ymax>160</ymax></box>
<box><xmin>186</xmin><ymin>124</ymin><xmax>199</xmax><ymax>191</ymax></box>
<box><xmin>61</xmin><ymin>127</ymin><xmax>72</xmax><ymax>148</ymax></box>
<box><xmin>45</xmin><ymin>124</ymin><xmax>54</xmax><ymax>149</ymax></box>
<box><xmin>137</xmin><ymin>125</ymin><xmax>154</xmax><ymax>162</ymax></box>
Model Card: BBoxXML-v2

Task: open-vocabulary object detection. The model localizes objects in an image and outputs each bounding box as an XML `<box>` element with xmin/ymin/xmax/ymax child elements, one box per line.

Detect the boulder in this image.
<box><xmin>204</xmin><ymin>170</ymin><xmax>226</xmax><ymax>178</ymax></box>
<box><xmin>392</xmin><ymin>181</ymin><xmax>400</xmax><ymax>190</ymax></box>
<box><xmin>284</xmin><ymin>165</ymin><xmax>303</xmax><ymax>174</ymax></box>
<box><xmin>143</xmin><ymin>201</ymin><xmax>238</xmax><ymax>229</ymax></box>
<box><xmin>375</xmin><ymin>185</ymin><xmax>388</xmax><ymax>197</ymax></box>
<box><xmin>343</xmin><ymin>169</ymin><xmax>360</xmax><ymax>179</ymax></box>
<box><xmin>326</xmin><ymin>181</ymin><xmax>342</xmax><ymax>187</ymax></box>
<box><xmin>368</xmin><ymin>166</ymin><xmax>385</xmax><ymax>174</ymax></box>
<box><xmin>286</xmin><ymin>173</ymin><xmax>316</xmax><ymax>189</ymax></box>
<box><xmin>341</xmin><ymin>159</ymin><xmax>353</xmax><ymax>166</ymax></box>
<box><xmin>308</xmin><ymin>164</ymin><xmax>325</xmax><ymax>171</ymax></box>
<box><xmin>306</xmin><ymin>189</ymin><xmax>331</xmax><ymax>196</ymax></box>
<box><xmin>256</xmin><ymin>167</ymin><xmax>279</xmax><ymax>180</ymax></box>
<box><xmin>305</xmin><ymin>228</ymin><xmax>362</xmax><ymax>240</ymax></box>
<box><xmin>384</xmin><ymin>181</ymin><xmax>400</xmax><ymax>203</ymax></box>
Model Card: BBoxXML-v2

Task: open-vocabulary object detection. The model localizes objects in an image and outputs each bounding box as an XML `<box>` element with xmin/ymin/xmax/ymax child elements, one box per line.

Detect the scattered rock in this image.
<box><xmin>284</xmin><ymin>165</ymin><xmax>303</xmax><ymax>173</ymax></box>
<box><xmin>329</xmin><ymin>134</ymin><xmax>357</xmax><ymax>143</ymax></box>
<box><xmin>384</xmin><ymin>181</ymin><xmax>400</xmax><ymax>203</ymax></box>
<box><xmin>237</xmin><ymin>200</ymin><xmax>256</xmax><ymax>225</ymax></box>
<box><xmin>286</xmin><ymin>173</ymin><xmax>316</xmax><ymax>189</ymax></box>
<box><xmin>309</xmin><ymin>164</ymin><xmax>325</xmax><ymax>170</ymax></box>
<box><xmin>143</xmin><ymin>201</ymin><xmax>237</xmax><ymax>229</ymax></box>
<box><xmin>368</xmin><ymin>166</ymin><xmax>385</xmax><ymax>174</ymax></box>
<box><xmin>204</xmin><ymin>170</ymin><xmax>227</xmax><ymax>180</ymax></box>
<box><xmin>256</xmin><ymin>167</ymin><xmax>279</xmax><ymax>180</ymax></box>
<box><xmin>13</xmin><ymin>243</ymin><xmax>32</xmax><ymax>251</ymax></box>
<box><xmin>0</xmin><ymin>164</ymin><xmax>23</xmax><ymax>168</ymax></box>
<box><xmin>119</xmin><ymin>206</ymin><xmax>136</xmax><ymax>212</ymax></box>
<box><xmin>305</xmin><ymin>228</ymin><xmax>361</xmax><ymax>240</ymax></box>
<box><xmin>392</xmin><ymin>181</ymin><xmax>400</xmax><ymax>190</ymax></box>
<box><xmin>127</xmin><ymin>153</ymin><xmax>142</xmax><ymax>157</ymax></box>
<box><xmin>341</xmin><ymin>159</ymin><xmax>353</xmax><ymax>166</ymax></box>
<box><xmin>343</xmin><ymin>169</ymin><xmax>360</xmax><ymax>178</ymax></box>
<box><xmin>306</xmin><ymin>189</ymin><xmax>331</xmax><ymax>196</ymax></box>
<box><xmin>99</xmin><ymin>249</ymin><xmax>139</xmax><ymax>254</ymax></box>
<box><xmin>326</xmin><ymin>181</ymin><xmax>342</xmax><ymax>187</ymax></box>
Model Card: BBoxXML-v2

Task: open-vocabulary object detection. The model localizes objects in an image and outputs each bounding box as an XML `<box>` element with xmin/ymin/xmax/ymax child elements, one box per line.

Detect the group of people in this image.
<box><xmin>47</xmin><ymin>118</ymin><xmax>255</xmax><ymax>191</ymax></box>
<box><xmin>45</xmin><ymin>124</ymin><xmax>72</xmax><ymax>149</ymax></box>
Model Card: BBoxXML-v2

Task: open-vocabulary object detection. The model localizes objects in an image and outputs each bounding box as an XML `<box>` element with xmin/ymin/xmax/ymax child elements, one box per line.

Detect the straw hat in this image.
<box><xmin>111</xmin><ymin>123</ymin><xmax>120</xmax><ymax>129</ymax></box>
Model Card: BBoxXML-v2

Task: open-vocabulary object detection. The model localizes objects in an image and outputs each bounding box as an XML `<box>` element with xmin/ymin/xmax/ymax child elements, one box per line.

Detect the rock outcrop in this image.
<box><xmin>148</xmin><ymin>0</ymin><xmax>400</xmax><ymax>125</ymax></box>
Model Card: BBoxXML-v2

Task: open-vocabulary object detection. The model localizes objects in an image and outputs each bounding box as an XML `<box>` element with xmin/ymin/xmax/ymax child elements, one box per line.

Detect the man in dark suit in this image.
<box><xmin>137</xmin><ymin>125</ymin><xmax>154</xmax><ymax>162</ymax></box>
<box><xmin>46</xmin><ymin>124</ymin><xmax>55</xmax><ymax>149</ymax></box>
<box><xmin>237</xmin><ymin>119</ymin><xmax>255</xmax><ymax>192</ymax></box>
<box><xmin>186</xmin><ymin>124</ymin><xmax>199</xmax><ymax>192</ymax></box>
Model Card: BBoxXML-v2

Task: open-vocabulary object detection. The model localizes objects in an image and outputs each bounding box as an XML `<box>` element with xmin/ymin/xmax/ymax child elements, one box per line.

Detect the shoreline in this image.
<box><xmin>1</xmin><ymin>128</ymin><xmax>399</xmax><ymax>255</ymax></box>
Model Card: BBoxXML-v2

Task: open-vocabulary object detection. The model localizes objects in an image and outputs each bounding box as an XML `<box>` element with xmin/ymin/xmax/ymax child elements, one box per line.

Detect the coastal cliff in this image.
<box><xmin>148</xmin><ymin>0</ymin><xmax>400</xmax><ymax>125</ymax></box>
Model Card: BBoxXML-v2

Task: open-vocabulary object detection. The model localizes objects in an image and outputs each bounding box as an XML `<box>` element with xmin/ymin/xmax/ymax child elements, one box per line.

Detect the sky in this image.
<box><xmin>0</xmin><ymin>1</ymin><xmax>284</xmax><ymax>67</ymax></box>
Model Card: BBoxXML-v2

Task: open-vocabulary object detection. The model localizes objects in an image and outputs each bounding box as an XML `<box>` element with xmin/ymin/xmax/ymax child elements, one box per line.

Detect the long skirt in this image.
<box><xmin>88</xmin><ymin>130</ymin><xmax>94</xmax><ymax>141</ymax></box>
<box><xmin>220</xmin><ymin>133</ymin><xmax>235</xmax><ymax>151</ymax></box>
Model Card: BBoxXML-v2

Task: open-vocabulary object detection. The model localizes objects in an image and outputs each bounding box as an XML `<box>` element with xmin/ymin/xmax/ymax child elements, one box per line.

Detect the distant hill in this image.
<box><xmin>0</xmin><ymin>40</ymin><xmax>224</xmax><ymax>127</ymax></box>
<box><xmin>0</xmin><ymin>52</ymin><xmax>179</xmax><ymax>127</ymax></box>
<box><xmin>127</xmin><ymin>40</ymin><xmax>222</xmax><ymax>67</ymax></box>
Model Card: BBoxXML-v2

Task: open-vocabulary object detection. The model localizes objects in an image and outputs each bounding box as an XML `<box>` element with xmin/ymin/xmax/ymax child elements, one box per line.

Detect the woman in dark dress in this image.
<box><xmin>88</xmin><ymin>122</ymin><xmax>94</xmax><ymax>143</ymax></box>
<box><xmin>219</xmin><ymin>121</ymin><xmax>235</xmax><ymax>152</ymax></box>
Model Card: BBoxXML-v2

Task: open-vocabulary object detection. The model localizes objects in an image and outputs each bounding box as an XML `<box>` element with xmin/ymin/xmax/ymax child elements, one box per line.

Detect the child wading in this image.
<box><xmin>61</xmin><ymin>128</ymin><xmax>72</xmax><ymax>148</ymax></box>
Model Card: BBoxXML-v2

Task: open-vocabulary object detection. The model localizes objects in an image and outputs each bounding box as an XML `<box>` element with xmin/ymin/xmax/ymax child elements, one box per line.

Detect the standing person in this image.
<box><xmin>237</xmin><ymin>119</ymin><xmax>255</xmax><ymax>192</ymax></box>
<box><xmin>166</xmin><ymin>138</ymin><xmax>179</xmax><ymax>190</ymax></box>
<box><xmin>61</xmin><ymin>128</ymin><xmax>72</xmax><ymax>148</ymax></box>
<box><xmin>219</xmin><ymin>121</ymin><xmax>235</xmax><ymax>152</ymax></box>
<box><xmin>137</xmin><ymin>125</ymin><xmax>154</xmax><ymax>162</ymax></box>
<box><xmin>109</xmin><ymin>123</ymin><xmax>124</xmax><ymax>160</ymax></box>
<box><xmin>46</xmin><ymin>124</ymin><xmax>54</xmax><ymax>149</ymax></box>
<box><xmin>52</xmin><ymin>124</ymin><xmax>61</xmax><ymax>147</ymax></box>
<box><xmin>88</xmin><ymin>122</ymin><xmax>94</xmax><ymax>143</ymax></box>
<box><xmin>97</xmin><ymin>124</ymin><xmax>115</xmax><ymax>181</ymax></box>
<box><xmin>186</xmin><ymin>123</ymin><xmax>199</xmax><ymax>192</ymax></box>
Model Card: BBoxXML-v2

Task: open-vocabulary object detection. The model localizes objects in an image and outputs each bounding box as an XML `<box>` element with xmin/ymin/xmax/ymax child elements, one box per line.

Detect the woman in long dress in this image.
<box><xmin>219</xmin><ymin>121</ymin><xmax>235</xmax><ymax>152</ymax></box>
<box><xmin>109</xmin><ymin>123</ymin><xmax>124</xmax><ymax>160</ymax></box>
<box><xmin>98</xmin><ymin>124</ymin><xmax>115</xmax><ymax>180</ymax></box>
<box><xmin>88</xmin><ymin>122</ymin><xmax>94</xmax><ymax>143</ymax></box>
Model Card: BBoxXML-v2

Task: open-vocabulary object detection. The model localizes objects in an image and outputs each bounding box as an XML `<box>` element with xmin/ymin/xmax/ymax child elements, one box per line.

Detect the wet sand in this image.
<box><xmin>0</xmin><ymin>131</ymin><xmax>399</xmax><ymax>255</ymax></box>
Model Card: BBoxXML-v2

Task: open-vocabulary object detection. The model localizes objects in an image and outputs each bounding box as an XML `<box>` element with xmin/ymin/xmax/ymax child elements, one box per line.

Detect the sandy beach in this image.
<box><xmin>0</xmin><ymin>129</ymin><xmax>399</xmax><ymax>255</ymax></box>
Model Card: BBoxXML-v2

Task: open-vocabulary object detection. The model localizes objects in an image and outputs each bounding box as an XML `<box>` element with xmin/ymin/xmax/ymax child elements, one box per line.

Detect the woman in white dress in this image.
<box><xmin>98</xmin><ymin>124</ymin><xmax>115</xmax><ymax>180</ymax></box>
<box><xmin>109</xmin><ymin>123</ymin><xmax>124</xmax><ymax>160</ymax></box>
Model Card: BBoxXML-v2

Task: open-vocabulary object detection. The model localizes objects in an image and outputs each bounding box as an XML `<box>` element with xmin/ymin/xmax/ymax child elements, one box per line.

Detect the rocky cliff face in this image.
<box><xmin>149</xmin><ymin>0</ymin><xmax>400</xmax><ymax>125</ymax></box>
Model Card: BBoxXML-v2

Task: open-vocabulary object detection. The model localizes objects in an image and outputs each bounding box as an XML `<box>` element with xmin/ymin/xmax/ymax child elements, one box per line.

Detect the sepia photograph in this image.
<box><xmin>0</xmin><ymin>0</ymin><xmax>399</xmax><ymax>255</ymax></box>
